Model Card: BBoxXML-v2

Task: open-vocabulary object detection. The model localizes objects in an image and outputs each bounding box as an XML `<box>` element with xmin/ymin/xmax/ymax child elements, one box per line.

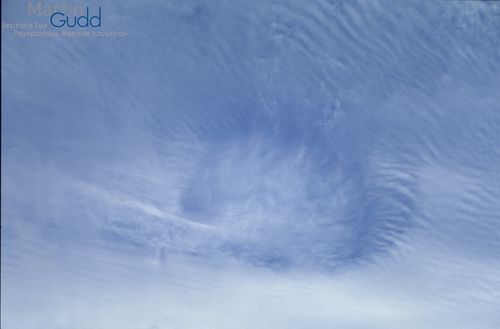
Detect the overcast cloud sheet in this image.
<box><xmin>2</xmin><ymin>0</ymin><xmax>500</xmax><ymax>328</ymax></box>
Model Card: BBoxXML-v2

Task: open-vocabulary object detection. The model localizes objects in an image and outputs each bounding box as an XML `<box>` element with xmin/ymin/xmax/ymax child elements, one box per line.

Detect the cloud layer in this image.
<box><xmin>2</xmin><ymin>0</ymin><xmax>500</xmax><ymax>328</ymax></box>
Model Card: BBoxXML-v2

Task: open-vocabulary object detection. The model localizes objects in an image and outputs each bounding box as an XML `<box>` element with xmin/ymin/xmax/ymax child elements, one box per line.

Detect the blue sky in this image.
<box><xmin>2</xmin><ymin>0</ymin><xmax>500</xmax><ymax>328</ymax></box>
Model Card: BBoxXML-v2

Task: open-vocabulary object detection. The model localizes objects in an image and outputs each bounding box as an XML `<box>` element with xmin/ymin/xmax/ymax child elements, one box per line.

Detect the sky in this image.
<box><xmin>2</xmin><ymin>0</ymin><xmax>500</xmax><ymax>328</ymax></box>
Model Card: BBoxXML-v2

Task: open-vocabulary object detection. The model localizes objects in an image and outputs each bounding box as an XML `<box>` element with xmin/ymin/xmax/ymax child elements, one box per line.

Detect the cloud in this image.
<box><xmin>2</xmin><ymin>0</ymin><xmax>500</xmax><ymax>328</ymax></box>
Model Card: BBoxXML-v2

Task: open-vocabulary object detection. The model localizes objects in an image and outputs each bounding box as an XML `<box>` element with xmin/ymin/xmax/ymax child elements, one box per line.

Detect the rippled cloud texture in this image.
<box><xmin>2</xmin><ymin>0</ymin><xmax>500</xmax><ymax>328</ymax></box>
